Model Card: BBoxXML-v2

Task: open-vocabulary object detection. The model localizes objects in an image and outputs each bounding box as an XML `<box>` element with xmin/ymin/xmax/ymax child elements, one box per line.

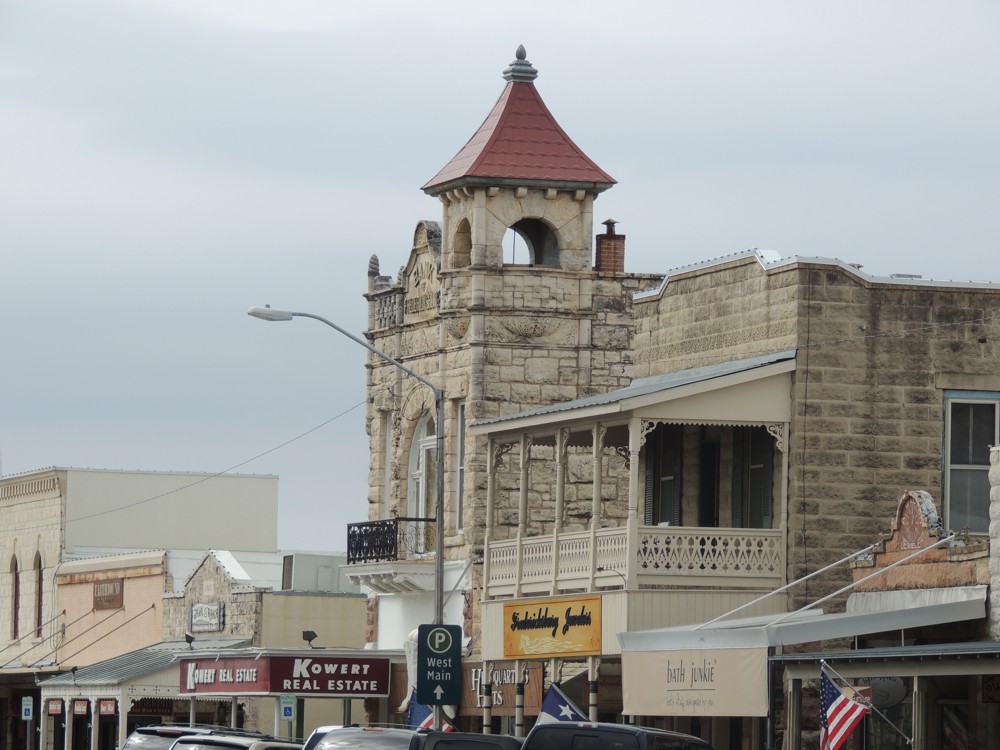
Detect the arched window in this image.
<box><xmin>34</xmin><ymin>552</ymin><xmax>43</xmax><ymax>638</ymax></box>
<box><xmin>503</xmin><ymin>218</ymin><xmax>559</xmax><ymax>267</ymax></box>
<box><xmin>408</xmin><ymin>414</ymin><xmax>438</xmax><ymax>552</ymax></box>
<box><xmin>10</xmin><ymin>555</ymin><xmax>19</xmax><ymax>641</ymax></box>
<box><xmin>450</xmin><ymin>219</ymin><xmax>472</xmax><ymax>269</ymax></box>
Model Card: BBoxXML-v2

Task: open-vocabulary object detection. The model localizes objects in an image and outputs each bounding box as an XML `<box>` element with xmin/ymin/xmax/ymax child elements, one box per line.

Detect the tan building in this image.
<box><xmin>347</xmin><ymin>46</ymin><xmax>1000</xmax><ymax>747</ymax></box>
<box><xmin>0</xmin><ymin>468</ymin><xmax>278</xmax><ymax>750</ymax></box>
<box><xmin>38</xmin><ymin>549</ymin><xmax>369</xmax><ymax>750</ymax></box>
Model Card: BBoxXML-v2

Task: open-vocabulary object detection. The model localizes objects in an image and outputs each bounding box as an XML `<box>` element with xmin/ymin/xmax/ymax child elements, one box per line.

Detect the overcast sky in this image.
<box><xmin>2</xmin><ymin>1</ymin><xmax>998</xmax><ymax>553</ymax></box>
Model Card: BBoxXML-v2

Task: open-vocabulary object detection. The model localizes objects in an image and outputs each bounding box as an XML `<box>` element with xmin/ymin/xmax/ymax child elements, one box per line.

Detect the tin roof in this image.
<box><xmin>422</xmin><ymin>46</ymin><xmax>615</xmax><ymax>194</ymax></box>
<box><xmin>38</xmin><ymin>637</ymin><xmax>250</xmax><ymax>686</ymax></box>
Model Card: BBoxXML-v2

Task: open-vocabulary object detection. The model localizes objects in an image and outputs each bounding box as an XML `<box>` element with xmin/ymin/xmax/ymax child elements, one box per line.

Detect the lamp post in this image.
<box><xmin>247</xmin><ymin>306</ymin><xmax>446</xmax><ymax>631</ymax></box>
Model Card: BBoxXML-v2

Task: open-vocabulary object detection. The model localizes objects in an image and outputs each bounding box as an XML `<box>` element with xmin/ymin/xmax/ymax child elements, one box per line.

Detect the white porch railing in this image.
<box><xmin>485</xmin><ymin>525</ymin><xmax>784</xmax><ymax>597</ymax></box>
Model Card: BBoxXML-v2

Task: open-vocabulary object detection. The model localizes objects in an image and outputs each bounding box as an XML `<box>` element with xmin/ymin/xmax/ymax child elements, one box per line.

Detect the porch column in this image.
<box><xmin>518</xmin><ymin>435</ymin><xmax>530</xmax><ymax>535</ymax></box>
<box><xmin>39</xmin><ymin>700</ymin><xmax>48</xmax><ymax>750</ymax></box>
<box><xmin>589</xmin><ymin>424</ymin><xmax>605</xmax><ymax>591</ymax></box>
<box><xmin>117</xmin><ymin>698</ymin><xmax>129</xmax><ymax>750</ymax></box>
<box><xmin>481</xmin><ymin>661</ymin><xmax>493</xmax><ymax>734</ymax></box>
<box><xmin>912</xmin><ymin>674</ymin><xmax>926</xmax><ymax>750</ymax></box>
<box><xmin>514</xmin><ymin>660</ymin><xmax>525</xmax><ymax>738</ymax></box>
<box><xmin>783</xmin><ymin>677</ymin><xmax>800</xmax><ymax>750</ymax></box>
<box><xmin>591</xmin><ymin>423</ymin><xmax>605</xmax><ymax>528</ymax></box>
<box><xmin>63</xmin><ymin>700</ymin><xmax>73</xmax><ymax>750</ymax></box>
<box><xmin>89</xmin><ymin>698</ymin><xmax>99</xmax><ymax>750</ymax></box>
<box><xmin>230</xmin><ymin>697</ymin><xmax>238</xmax><ymax>728</ymax></box>
<box><xmin>625</xmin><ymin>417</ymin><xmax>642</xmax><ymax>588</ymax></box>
<box><xmin>587</xmin><ymin>657</ymin><xmax>599</xmax><ymax>722</ymax></box>
<box><xmin>552</xmin><ymin>428</ymin><xmax>569</xmax><ymax>595</ymax></box>
<box><xmin>484</xmin><ymin>438</ymin><xmax>496</xmax><ymax>602</ymax></box>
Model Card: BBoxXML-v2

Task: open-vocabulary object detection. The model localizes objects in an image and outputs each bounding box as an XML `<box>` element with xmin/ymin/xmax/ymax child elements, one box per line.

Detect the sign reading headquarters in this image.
<box><xmin>503</xmin><ymin>595</ymin><xmax>602</xmax><ymax>659</ymax></box>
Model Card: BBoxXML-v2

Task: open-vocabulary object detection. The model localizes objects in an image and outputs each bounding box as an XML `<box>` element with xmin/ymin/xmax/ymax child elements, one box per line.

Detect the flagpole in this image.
<box><xmin>820</xmin><ymin>660</ymin><xmax>912</xmax><ymax>746</ymax></box>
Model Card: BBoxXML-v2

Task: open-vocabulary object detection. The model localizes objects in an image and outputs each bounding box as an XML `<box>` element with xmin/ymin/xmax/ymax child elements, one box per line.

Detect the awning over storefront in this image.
<box><xmin>619</xmin><ymin>586</ymin><xmax>987</xmax><ymax>717</ymax></box>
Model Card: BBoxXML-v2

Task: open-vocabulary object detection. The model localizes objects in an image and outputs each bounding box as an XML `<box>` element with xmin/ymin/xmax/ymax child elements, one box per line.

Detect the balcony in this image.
<box><xmin>345</xmin><ymin>516</ymin><xmax>437</xmax><ymax>594</ymax></box>
<box><xmin>346</xmin><ymin>516</ymin><xmax>437</xmax><ymax>563</ymax></box>
<box><xmin>484</xmin><ymin>524</ymin><xmax>784</xmax><ymax>598</ymax></box>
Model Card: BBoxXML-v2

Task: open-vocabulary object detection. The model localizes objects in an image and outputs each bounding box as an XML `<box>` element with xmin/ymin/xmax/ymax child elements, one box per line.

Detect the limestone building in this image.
<box><xmin>349</xmin><ymin>44</ymin><xmax>661</xmax><ymax>660</ymax></box>
<box><xmin>347</xmin><ymin>46</ymin><xmax>1000</xmax><ymax>747</ymax></box>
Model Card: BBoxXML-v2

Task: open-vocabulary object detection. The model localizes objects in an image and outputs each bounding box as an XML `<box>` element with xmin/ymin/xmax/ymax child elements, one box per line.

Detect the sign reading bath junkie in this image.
<box><xmin>622</xmin><ymin>647</ymin><xmax>768</xmax><ymax>717</ymax></box>
<box><xmin>503</xmin><ymin>595</ymin><xmax>601</xmax><ymax>659</ymax></box>
<box><xmin>179</xmin><ymin>655</ymin><xmax>390</xmax><ymax>698</ymax></box>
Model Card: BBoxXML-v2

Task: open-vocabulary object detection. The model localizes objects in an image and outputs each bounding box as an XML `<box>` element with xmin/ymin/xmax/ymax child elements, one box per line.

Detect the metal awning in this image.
<box><xmin>618</xmin><ymin>585</ymin><xmax>987</xmax><ymax>652</ymax></box>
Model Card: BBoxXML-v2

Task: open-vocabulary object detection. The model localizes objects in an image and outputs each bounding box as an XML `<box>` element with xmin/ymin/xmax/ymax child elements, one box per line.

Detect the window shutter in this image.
<box><xmin>644</xmin><ymin>432</ymin><xmax>655</xmax><ymax>526</ymax></box>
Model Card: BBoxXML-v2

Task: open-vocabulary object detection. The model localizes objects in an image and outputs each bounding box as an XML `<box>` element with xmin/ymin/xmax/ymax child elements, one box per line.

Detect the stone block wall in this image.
<box><xmin>162</xmin><ymin>555</ymin><xmax>264</xmax><ymax>644</ymax></box>
<box><xmin>632</xmin><ymin>254</ymin><xmax>799</xmax><ymax>375</ymax></box>
<box><xmin>787</xmin><ymin>268</ymin><xmax>1000</xmax><ymax>606</ymax></box>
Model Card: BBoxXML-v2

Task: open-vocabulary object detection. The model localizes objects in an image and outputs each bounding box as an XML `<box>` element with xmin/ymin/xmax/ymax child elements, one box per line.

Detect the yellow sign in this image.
<box><xmin>503</xmin><ymin>595</ymin><xmax>601</xmax><ymax>659</ymax></box>
<box><xmin>622</xmin><ymin>647</ymin><xmax>768</xmax><ymax>717</ymax></box>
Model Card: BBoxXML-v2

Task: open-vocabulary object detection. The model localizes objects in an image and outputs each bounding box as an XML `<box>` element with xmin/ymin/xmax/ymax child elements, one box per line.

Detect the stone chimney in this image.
<box><xmin>595</xmin><ymin>219</ymin><xmax>625</xmax><ymax>273</ymax></box>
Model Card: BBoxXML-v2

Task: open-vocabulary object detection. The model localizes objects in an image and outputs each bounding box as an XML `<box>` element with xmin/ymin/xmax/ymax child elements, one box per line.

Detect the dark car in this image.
<box><xmin>522</xmin><ymin>722</ymin><xmax>714</xmax><ymax>750</ymax></box>
<box><xmin>409</xmin><ymin>731</ymin><xmax>524</xmax><ymax>750</ymax></box>
<box><xmin>123</xmin><ymin>725</ymin><xmax>266</xmax><ymax>750</ymax></box>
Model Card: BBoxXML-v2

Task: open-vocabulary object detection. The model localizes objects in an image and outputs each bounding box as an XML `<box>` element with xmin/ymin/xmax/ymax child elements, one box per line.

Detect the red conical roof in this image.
<box><xmin>422</xmin><ymin>47</ymin><xmax>615</xmax><ymax>195</ymax></box>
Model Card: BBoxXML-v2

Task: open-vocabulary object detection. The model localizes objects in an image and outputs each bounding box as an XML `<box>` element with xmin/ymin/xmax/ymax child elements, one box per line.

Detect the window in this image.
<box><xmin>10</xmin><ymin>555</ymin><xmax>19</xmax><ymax>640</ymax></box>
<box><xmin>945</xmin><ymin>392</ymin><xmax>999</xmax><ymax>533</ymax></box>
<box><xmin>34</xmin><ymin>552</ymin><xmax>43</xmax><ymax>638</ymax></box>
<box><xmin>731</xmin><ymin>426</ymin><xmax>774</xmax><ymax>529</ymax></box>
<box><xmin>644</xmin><ymin>423</ymin><xmax>775</xmax><ymax>529</ymax></box>
<box><xmin>408</xmin><ymin>413</ymin><xmax>438</xmax><ymax>551</ymax></box>
<box><xmin>502</xmin><ymin>219</ymin><xmax>559</xmax><ymax>267</ymax></box>
<box><xmin>456</xmin><ymin>402</ymin><xmax>466</xmax><ymax>531</ymax></box>
<box><xmin>382</xmin><ymin>411</ymin><xmax>394</xmax><ymax>517</ymax></box>
<box><xmin>644</xmin><ymin>424</ymin><xmax>683</xmax><ymax>526</ymax></box>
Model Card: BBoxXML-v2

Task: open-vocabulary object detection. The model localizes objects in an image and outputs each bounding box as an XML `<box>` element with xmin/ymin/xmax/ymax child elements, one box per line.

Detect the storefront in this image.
<box><xmin>38</xmin><ymin>642</ymin><xmax>407</xmax><ymax>750</ymax></box>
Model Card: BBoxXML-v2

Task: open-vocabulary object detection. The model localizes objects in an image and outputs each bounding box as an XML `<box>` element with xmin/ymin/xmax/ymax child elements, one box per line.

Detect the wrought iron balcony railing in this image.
<box><xmin>346</xmin><ymin>516</ymin><xmax>436</xmax><ymax>564</ymax></box>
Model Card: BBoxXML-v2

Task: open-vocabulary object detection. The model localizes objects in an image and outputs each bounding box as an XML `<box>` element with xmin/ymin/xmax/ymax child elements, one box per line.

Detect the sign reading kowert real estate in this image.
<box><xmin>270</xmin><ymin>656</ymin><xmax>390</xmax><ymax>697</ymax></box>
<box><xmin>179</xmin><ymin>655</ymin><xmax>390</xmax><ymax>698</ymax></box>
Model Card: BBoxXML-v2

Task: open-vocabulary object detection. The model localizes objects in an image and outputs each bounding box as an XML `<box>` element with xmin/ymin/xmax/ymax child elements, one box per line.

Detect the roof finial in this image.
<box><xmin>503</xmin><ymin>45</ymin><xmax>538</xmax><ymax>83</ymax></box>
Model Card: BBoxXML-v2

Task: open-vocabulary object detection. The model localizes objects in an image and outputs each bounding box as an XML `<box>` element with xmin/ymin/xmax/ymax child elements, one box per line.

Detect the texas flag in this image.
<box><xmin>536</xmin><ymin>684</ymin><xmax>589</xmax><ymax>724</ymax></box>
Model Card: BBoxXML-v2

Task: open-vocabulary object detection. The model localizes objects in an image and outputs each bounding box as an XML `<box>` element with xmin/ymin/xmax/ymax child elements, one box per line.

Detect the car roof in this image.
<box><xmin>528</xmin><ymin>722</ymin><xmax>708</xmax><ymax>745</ymax></box>
<box><xmin>315</xmin><ymin>727</ymin><xmax>415</xmax><ymax>749</ymax></box>
<box><xmin>170</xmin><ymin>735</ymin><xmax>300</xmax><ymax>750</ymax></box>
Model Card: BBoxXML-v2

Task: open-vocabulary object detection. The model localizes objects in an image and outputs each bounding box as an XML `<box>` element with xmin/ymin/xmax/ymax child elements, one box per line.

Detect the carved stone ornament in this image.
<box><xmin>886</xmin><ymin>490</ymin><xmax>943</xmax><ymax>553</ymax></box>
<box><xmin>444</xmin><ymin>317</ymin><xmax>470</xmax><ymax>341</ymax></box>
<box><xmin>484</xmin><ymin>316</ymin><xmax>575</xmax><ymax>344</ymax></box>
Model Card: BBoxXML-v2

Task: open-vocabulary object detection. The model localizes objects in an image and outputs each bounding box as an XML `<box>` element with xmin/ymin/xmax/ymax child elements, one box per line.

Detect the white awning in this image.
<box><xmin>618</xmin><ymin>585</ymin><xmax>987</xmax><ymax>652</ymax></box>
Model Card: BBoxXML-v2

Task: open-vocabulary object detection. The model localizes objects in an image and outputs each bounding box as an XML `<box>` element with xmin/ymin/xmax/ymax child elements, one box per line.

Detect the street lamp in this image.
<box><xmin>247</xmin><ymin>306</ymin><xmax>446</xmax><ymax>632</ymax></box>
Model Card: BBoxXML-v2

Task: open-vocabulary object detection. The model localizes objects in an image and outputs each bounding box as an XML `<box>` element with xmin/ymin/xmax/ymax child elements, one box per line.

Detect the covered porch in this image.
<box><xmin>473</xmin><ymin>350</ymin><xmax>797</xmax><ymax>601</ymax></box>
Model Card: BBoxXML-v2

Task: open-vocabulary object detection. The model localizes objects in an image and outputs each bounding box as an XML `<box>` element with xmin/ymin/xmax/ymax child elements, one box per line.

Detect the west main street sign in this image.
<box><xmin>417</xmin><ymin>624</ymin><xmax>462</xmax><ymax>706</ymax></box>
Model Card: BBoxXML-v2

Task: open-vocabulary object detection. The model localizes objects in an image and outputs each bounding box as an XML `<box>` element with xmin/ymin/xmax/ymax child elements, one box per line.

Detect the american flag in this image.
<box><xmin>819</xmin><ymin>670</ymin><xmax>870</xmax><ymax>750</ymax></box>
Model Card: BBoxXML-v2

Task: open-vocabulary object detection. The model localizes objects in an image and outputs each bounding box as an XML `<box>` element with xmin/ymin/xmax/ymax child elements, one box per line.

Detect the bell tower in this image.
<box><xmin>422</xmin><ymin>46</ymin><xmax>616</xmax><ymax>280</ymax></box>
